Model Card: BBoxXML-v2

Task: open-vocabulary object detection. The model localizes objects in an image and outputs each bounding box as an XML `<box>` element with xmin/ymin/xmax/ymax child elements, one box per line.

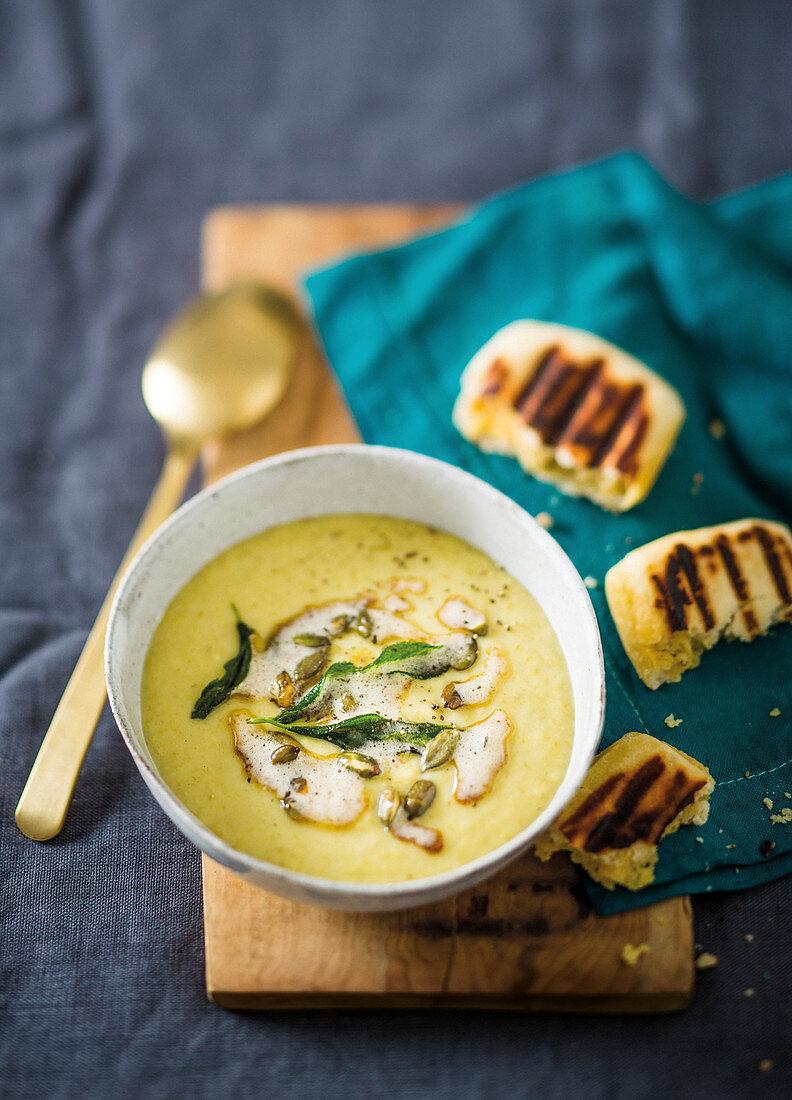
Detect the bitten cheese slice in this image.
<box><xmin>534</xmin><ymin>732</ymin><xmax>714</xmax><ymax>891</ymax></box>
<box><xmin>605</xmin><ymin>518</ymin><xmax>792</xmax><ymax>688</ymax></box>
<box><xmin>453</xmin><ymin>321</ymin><xmax>685</xmax><ymax>512</ymax></box>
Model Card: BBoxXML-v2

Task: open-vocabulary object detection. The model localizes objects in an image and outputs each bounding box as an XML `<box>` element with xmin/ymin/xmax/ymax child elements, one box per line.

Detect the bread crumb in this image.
<box><xmin>771</xmin><ymin>807</ymin><xmax>792</xmax><ymax>824</ymax></box>
<box><xmin>621</xmin><ymin>943</ymin><xmax>650</xmax><ymax>966</ymax></box>
<box><xmin>758</xmin><ymin>1059</ymin><xmax>774</xmax><ymax>1073</ymax></box>
<box><xmin>769</xmin><ymin>707</ymin><xmax>780</xmax><ymax>717</ymax></box>
<box><xmin>664</xmin><ymin>714</ymin><xmax>683</xmax><ymax>728</ymax></box>
<box><xmin>696</xmin><ymin>952</ymin><xmax>718</xmax><ymax>970</ymax></box>
<box><xmin>534</xmin><ymin>511</ymin><xmax>554</xmax><ymax>530</ymax></box>
<box><xmin>745</xmin><ymin>934</ymin><xmax>755</xmax><ymax>943</ymax></box>
<box><xmin>785</xmin><ymin>793</ymin><xmax>791</xmax><ymax>800</ymax></box>
<box><xmin>760</xmin><ymin>839</ymin><xmax>775</xmax><ymax>857</ymax></box>
<box><xmin>744</xmin><ymin>988</ymin><xmax>755</xmax><ymax>998</ymax></box>
<box><xmin>695</xmin><ymin>836</ymin><xmax>704</xmax><ymax>843</ymax></box>
<box><xmin>584</xmin><ymin>576</ymin><xmax>598</xmax><ymax>589</ymax></box>
<box><xmin>744</xmin><ymin>770</ymin><xmax>751</xmax><ymax>778</ymax></box>
<box><xmin>709</xmin><ymin>418</ymin><xmax>726</xmax><ymax>439</ymax></box>
<box><xmin>726</xmin><ymin>843</ymin><xmax>737</xmax><ymax>850</ymax></box>
<box><xmin>763</xmin><ymin>798</ymin><xmax>774</xmax><ymax>811</ymax></box>
<box><xmin>691</xmin><ymin>472</ymin><xmax>704</xmax><ymax>495</ymax></box>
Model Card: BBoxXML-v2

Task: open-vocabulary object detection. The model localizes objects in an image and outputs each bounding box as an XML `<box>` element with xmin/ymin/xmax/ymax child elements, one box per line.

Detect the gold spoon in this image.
<box><xmin>15</xmin><ymin>283</ymin><xmax>299</xmax><ymax>841</ymax></box>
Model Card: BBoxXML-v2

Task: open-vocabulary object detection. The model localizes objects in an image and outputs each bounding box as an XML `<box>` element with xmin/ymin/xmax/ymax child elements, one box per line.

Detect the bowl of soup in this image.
<box><xmin>106</xmin><ymin>445</ymin><xmax>604</xmax><ymax>911</ymax></box>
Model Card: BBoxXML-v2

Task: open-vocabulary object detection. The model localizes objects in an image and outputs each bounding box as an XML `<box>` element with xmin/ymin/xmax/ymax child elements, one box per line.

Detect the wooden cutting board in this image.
<box><xmin>199</xmin><ymin>204</ymin><xmax>695</xmax><ymax>1012</ymax></box>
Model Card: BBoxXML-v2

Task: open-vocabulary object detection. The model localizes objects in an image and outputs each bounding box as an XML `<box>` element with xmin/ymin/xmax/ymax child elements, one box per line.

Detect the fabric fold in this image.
<box><xmin>305</xmin><ymin>152</ymin><xmax>792</xmax><ymax>913</ymax></box>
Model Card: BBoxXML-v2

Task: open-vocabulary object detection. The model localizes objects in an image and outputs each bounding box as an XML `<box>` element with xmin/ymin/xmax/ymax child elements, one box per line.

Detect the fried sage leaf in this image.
<box><xmin>191</xmin><ymin>608</ymin><xmax>255</xmax><ymax>719</ymax></box>
<box><xmin>249</xmin><ymin>712</ymin><xmax>454</xmax><ymax>752</ymax></box>
<box><xmin>276</xmin><ymin>638</ymin><xmax>476</xmax><ymax>724</ymax></box>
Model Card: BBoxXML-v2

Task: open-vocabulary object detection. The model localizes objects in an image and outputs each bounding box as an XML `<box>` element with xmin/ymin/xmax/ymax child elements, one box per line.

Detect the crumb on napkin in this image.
<box><xmin>621</xmin><ymin>943</ymin><xmax>650</xmax><ymax>966</ymax></box>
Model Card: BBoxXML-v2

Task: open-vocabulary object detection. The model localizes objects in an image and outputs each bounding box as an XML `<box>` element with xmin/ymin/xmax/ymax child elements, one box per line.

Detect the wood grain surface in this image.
<box><xmin>200</xmin><ymin>204</ymin><xmax>695</xmax><ymax>1012</ymax></box>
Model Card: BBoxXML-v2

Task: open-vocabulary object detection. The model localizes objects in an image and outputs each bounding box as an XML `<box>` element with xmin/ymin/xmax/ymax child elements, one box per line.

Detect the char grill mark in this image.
<box><xmin>651</xmin><ymin>543</ymin><xmax>715</xmax><ymax>633</ymax></box>
<box><xmin>590</xmin><ymin>387</ymin><xmax>648</xmax><ymax>476</ymax></box>
<box><xmin>515</xmin><ymin>349</ymin><xmax>599</xmax><ymax>443</ymax></box>
<box><xmin>651</xmin><ymin>526</ymin><xmax>792</xmax><ymax>636</ymax></box>
<box><xmin>715</xmin><ymin>535</ymin><xmax>748</xmax><ymax>602</ymax></box>
<box><xmin>716</xmin><ymin>533</ymin><xmax>758</xmax><ymax>636</ymax></box>
<box><xmin>743</xmin><ymin>608</ymin><xmax>760</xmax><ymax>635</ymax></box>
<box><xmin>650</xmin><ymin>554</ymin><xmax>692</xmax><ymax>634</ymax></box>
<box><xmin>559</xmin><ymin>756</ymin><xmax>706</xmax><ymax>853</ymax></box>
<box><xmin>512</xmin><ymin>346</ymin><xmax>565</xmax><ymax>412</ymax></box>
<box><xmin>560</xmin><ymin>773</ymin><xmax>623</xmax><ymax>834</ymax></box>
<box><xmin>507</xmin><ymin>344</ymin><xmax>648</xmax><ymax>475</ymax></box>
<box><xmin>752</xmin><ymin>524</ymin><xmax>792</xmax><ymax>606</ymax></box>
<box><xmin>611</xmin><ymin>410</ymin><xmax>649</xmax><ymax>476</ymax></box>
<box><xmin>675</xmin><ymin>544</ymin><xmax>716</xmax><ymax>631</ymax></box>
<box><xmin>482</xmin><ymin>357</ymin><xmax>508</xmax><ymax>396</ymax></box>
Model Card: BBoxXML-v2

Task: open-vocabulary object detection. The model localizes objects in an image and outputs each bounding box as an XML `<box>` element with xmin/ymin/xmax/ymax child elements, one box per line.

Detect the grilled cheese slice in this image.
<box><xmin>606</xmin><ymin>519</ymin><xmax>792</xmax><ymax>688</ymax></box>
<box><xmin>453</xmin><ymin>321</ymin><xmax>685</xmax><ymax>512</ymax></box>
<box><xmin>534</xmin><ymin>732</ymin><xmax>714</xmax><ymax>891</ymax></box>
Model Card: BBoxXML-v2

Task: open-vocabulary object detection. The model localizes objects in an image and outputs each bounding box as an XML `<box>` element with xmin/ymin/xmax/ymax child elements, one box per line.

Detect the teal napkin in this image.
<box><xmin>304</xmin><ymin>153</ymin><xmax>792</xmax><ymax>914</ymax></box>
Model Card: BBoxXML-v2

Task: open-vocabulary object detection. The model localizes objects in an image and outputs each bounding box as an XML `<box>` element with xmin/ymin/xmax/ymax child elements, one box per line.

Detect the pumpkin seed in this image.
<box><xmin>441</xmin><ymin>683</ymin><xmax>463</xmax><ymax>709</ymax></box>
<box><xmin>450</xmin><ymin>636</ymin><xmax>477</xmax><ymax>670</ymax></box>
<box><xmin>272</xmin><ymin>670</ymin><xmax>295</xmax><ymax>708</ymax></box>
<box><xmin>404</xmin><ymin>779</ymin><xmax>436</xmax><ymax>819</ymax></box>
<box><xmin>280</xmin><ymin>794</ymin><xmax>304</xmax><ymax>821</ymax></box>
<box><xmin>290</xmin><ymin>776</ymin><xmax>308</xmax><ymax>793</ymax></box>
<box><xmin>296</xmin><ymin>649</ymin><xmax>327</xmax><ymax>680</ymax></box>
<box><xmin>420</xmin><ymin>728</ymin><xmax>460</xmax><ymax>771</ymax></box>
<box><xmin>269</xmin><ymin>733</ymin><xmax>301</xmax><ymax>765</ymax></box>
<box><xmin>377</xmin><ymin>786</ymin><xmax>401</xmax><ymax>826</ymax></box>
<box><xmin>293</xmin><ymin>632</ymin><xmax>330</xmax><ymax>647</ymax></box>
<box><xmin>355</xmin><ymin>609</ymin><xmax>374</xmax><ymax>638</ymax></box>
<box><xmin>341</xmin><ymin>692</ymin><xmax>356</xmax><ymax>712</ymax></box>
<box><xmin>270</xmin><ymin>743</ymin><xmax>299</xmax><ymax>765</ymax></box>
<box><xmin>251</xmin><ymin>630</ymin><xmax>266</xmax><ymax>654</ymax></box>
<box><xmin>329</xmin><ymin>614</ymin><xmax>351</xmax><ymax>637</ymax></box>
<box><xmin>338</xmin><ymin>751</ymin><xmax>380</xmax><ymax>779</ymax></box>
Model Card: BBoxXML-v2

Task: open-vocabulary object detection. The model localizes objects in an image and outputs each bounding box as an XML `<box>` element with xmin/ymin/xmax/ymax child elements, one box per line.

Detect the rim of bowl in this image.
<box><xmin>106</xmin><ymin>444</ymin><xmax>605</xmax><ymax>905</ymax></box>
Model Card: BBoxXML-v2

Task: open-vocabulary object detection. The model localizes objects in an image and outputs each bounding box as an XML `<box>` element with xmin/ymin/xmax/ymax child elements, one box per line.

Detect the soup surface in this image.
<box><xmin>142</xmin><ymin>514</ymin><xmax>574</xmax><ymax>882</ymax></box>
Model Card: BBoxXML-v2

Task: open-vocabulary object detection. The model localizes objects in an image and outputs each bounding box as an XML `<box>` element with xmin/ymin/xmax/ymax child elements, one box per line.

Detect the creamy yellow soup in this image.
<box><xmin>141</xmin><ymin>514</ymin><xmax>574</xmax><ymax>882</ymax></box>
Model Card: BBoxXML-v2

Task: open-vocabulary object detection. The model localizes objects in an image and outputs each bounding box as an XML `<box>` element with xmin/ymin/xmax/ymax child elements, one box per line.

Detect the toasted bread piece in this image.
<box><xmin>606</xmin><ymin>518</ymin><xmax>792</xmax><ymax>688</ymax></box>
<box><xmin>535</xmin><ymin>732</ymin><xmax>714</xmax><ymax>890</ymax></box>
<box><xmin>453</xmin><ymin>321</ymin><xmax>685</xmax><ymax>512</ymax></box>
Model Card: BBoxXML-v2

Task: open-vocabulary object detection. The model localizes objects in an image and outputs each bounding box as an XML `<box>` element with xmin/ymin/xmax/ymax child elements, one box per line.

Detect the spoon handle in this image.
<box><xmin>15</xmin><ymin>443</ymin><xmax>198</xmax><ymax>841</ymax></box>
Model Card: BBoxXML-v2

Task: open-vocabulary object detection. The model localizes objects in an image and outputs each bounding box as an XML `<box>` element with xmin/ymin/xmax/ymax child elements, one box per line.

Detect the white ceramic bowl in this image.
<box><xmin>106</xmin><ymin>445</ymin><xmax>604</xmax><ymax>911</ymax></box>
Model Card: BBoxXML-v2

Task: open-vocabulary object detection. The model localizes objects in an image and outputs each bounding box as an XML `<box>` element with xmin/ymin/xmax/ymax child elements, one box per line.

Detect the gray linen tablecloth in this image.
<box><xmin>2</xmin><ymin>2</ymin><xmax>790</xmax><ymax>1097</ymax></box>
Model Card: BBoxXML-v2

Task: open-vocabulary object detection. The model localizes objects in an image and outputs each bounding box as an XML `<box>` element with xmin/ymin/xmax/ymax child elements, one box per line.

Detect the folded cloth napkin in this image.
<box><xmin>304</xmin><ymin>152</ymin><xmax>792</xmax><ymax>914</ymax></box>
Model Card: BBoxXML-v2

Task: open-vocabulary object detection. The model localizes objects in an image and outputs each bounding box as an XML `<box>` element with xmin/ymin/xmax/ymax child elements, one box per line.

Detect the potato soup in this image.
<box><xmin>141</xmin><ymin>514</ymin><xmax>574</xmax><ymax>882</ymax></box>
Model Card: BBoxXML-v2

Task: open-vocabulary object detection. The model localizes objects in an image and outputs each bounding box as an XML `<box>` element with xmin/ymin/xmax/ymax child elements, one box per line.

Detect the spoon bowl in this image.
<box><xmin>142</xmin><ymin>284</ymin><xmax>298</xmax><ymax>443</ymax></box>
